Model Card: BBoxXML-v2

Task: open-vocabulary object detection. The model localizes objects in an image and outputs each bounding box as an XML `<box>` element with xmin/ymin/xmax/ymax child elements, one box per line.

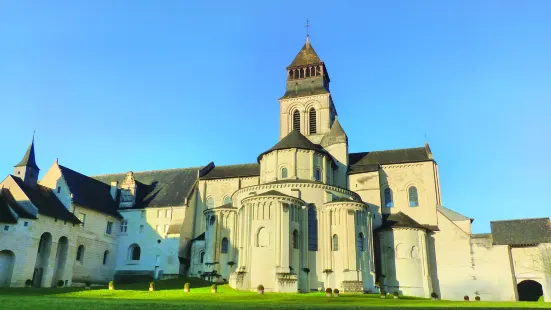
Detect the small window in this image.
<box><xmin>309</xmin><ymin>108</ymin><xmax>317</xmax><ymax>134</ymax></box>
<box><xmin>221</xmin><ymin>237</ymin><xmax>229</xmax><ymax>254</ymax></box>
<box><xmin>139</xmin><ymin>225</ymin><xmax>144</xmax><ymax>233</ymax></box>
<box><xmin>384</xmin><ymin>188</ymin><xmax>393</xmax><ymax>208</ymax></box>
<box><xmin>120</xmin><ymin>220</ymin><xmax>128</xmax><ymax>233</ymax></box>
<box><xmin>156</xmin><ymin>225</ymin><xmax>160</xmax><ymax>233</ymax></box>
<box><xmin>106</xmin><ymin>221</ymin><xmax>113</xmax><ymax>235</ymax></box>
<box><xmin>293</xmin><ymin>110</ymin><xmax>301</xmax><ymax>132</ymax></box>
<box><xmin>3</xmin><ymin>225</ymin><xmax>9</xmax><ymax>231</ymax></box>
<box><xmin>292</xmin><ymin>230</ymin><xmax>299</xmax><ymax>249</ymax></box>
<box><xmin>129</xmin><ymin>244</ymin><xmax>141</xmax><ymax>261</ymax></box>
<box><xmin>409</xmin><ymin>186</ymin><xmax>419</xmax><ymax>207</ymax></box>
<box><xmin>314</xmin><ymin>168</ymin><xmax>321</xmax><ymax>181</ymax></box>
<box><xmin>223</xmin><ymin>196</ymin><xmax>232</xmax><ymax>205</ymax></box>
<box><xmin>164</xmin><ymin>224</ymin><xmax>169</xmax><ymax>234</ymax></box>
<box><xmin>200</xmin><ymin>251</ymin><xmax>205</xmax><ymax>263</ymax></box>
<box><xmin>281</xmin><ymin>167</ymin><xmax>288</xmax><ymax>179</ymax></box>
<box><xmin>24</xmin><ymin>221</ymin><xmax>29</xmax><ymax>227</ymax></box>
<box><xmin>357</xmin><ymin>233</ymin><xmax>365</xmax><ymax>252</ymax></box>
<box><xmin>165</xmin><ymin>209</ymin><xmax>171</xmax><ymax>218</ymax></box>
<box><xmin>206</xmin><ymin>197</ymin><xmax>214</xmax><ymax>209</ymax></box>
<box><xmin>209</xmin><ymin>215</ymin><xmax>215</xmax><ymax>226</ymax></box>
<box><xmin>157</xmin><ymin>210</ymin><xmax>162</xmax><ymax>218</ymax></box>
<box><xmin>141</xmin><ymin>210</ymin><xmax>145</xmax><ymax>219</ymax></box>
<box><xmin>57</xmin><ymin>186</ymin><xmax>61</xmax><ymax>193</ymax></box>
<box><xmin>332</xmin><ymin>234</ymin><xmax>339</xmax><ymax>251</ymax></box>
<box><xmin>76</xmin><ymin>245</ymin><xmax>85</xmax><ymax>263</ymax></box>
<box><xmin>103</xmin><ymin>250</ymin><xmax>109</xmax><ymax>265</ymax></box>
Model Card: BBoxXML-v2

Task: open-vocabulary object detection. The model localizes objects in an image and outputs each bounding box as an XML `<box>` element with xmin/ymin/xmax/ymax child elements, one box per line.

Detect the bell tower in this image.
<box><xmin>14</xmin><ymin>136</ymin><xmax>40</xmax><ymax>188</ymax></box>
<box><xmin>279</xmin><ymin>35</ymin><xmax>337</xmax><ymax>144</ymax></box>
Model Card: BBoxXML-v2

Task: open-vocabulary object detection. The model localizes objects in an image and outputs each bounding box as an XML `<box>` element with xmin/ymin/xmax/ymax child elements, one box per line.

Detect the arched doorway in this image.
<box><xmin>33</xmin><ymin>233</ymin><xmax>52</xmax><ymax>287</ymax></box>
<box><xmin>518</xmin><ymin>280</ymin><xmax>543</xmax><ymax>301</ymax></box>
<box><xmin>51</xmin><ymin>236</ymin><xmax>68</xmax><ymax>287</ymax></box>
<box><xmin>0</xmin><ymin>250</ymin><xmax>15</xmax><ymax>287</ymax></box>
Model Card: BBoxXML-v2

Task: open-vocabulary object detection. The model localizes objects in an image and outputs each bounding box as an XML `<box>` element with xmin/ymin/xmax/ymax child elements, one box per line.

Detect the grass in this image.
<box><xmin>0</xmin><ymin>278</ymin><xmax>549</xmax><ymax>309</ymax></box>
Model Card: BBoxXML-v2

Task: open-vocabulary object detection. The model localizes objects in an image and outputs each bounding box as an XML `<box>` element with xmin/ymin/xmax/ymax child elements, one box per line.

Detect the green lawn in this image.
<box><xmin>0</xmin><ymin>278</ymin><xmax>548</xmax><ymax>309</ymax></box>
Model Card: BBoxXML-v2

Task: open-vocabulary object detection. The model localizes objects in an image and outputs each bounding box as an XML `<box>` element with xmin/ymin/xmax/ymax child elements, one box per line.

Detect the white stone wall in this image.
<box><xmin>259</xmin><ymin>149</ymin><xmax>331</xmax><ymax>185</ymax></box>
<box><xmin>278</xmin><ymin>94</ymin><xmax>334</xmax><ymax>143</ymax></box>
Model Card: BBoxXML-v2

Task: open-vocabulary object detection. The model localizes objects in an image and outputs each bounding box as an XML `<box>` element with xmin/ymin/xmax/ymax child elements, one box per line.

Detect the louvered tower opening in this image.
<box><xmin>309</xmin><ymin>108</ymin><xmax>317</xmax><ymax>134</ymax></box>
<box><xmin>293</xmin><ymin>110</ymin><xmax>301</xmax><ymax>132</ymax></box>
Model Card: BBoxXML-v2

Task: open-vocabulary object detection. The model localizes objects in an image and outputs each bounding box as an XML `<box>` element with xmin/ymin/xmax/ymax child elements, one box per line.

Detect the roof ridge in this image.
<box><xmin>91</xmin><ymin>166</ymin><xmax>203</xmax><ymax>177</ymax></box>
<box><xmin>213</xmin><ymin>163</ymin><xmax>258</xmax><ymax>168</ymax></box>
<box><xmin>352</xmin><ymin>146</ymin><xmax>426</xmax><ymax>155</ymax></box>
<box><xmin>491</xmin><ymin>217</ymin><xmax>550</xmax><ymax>223</ymax></box>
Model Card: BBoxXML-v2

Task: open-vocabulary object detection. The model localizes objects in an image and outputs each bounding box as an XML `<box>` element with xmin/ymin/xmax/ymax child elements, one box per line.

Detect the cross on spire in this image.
<box><xmin>305</xmin><ymin>18</ymin><xmax>310</xmax><ymax>40</ymax></box>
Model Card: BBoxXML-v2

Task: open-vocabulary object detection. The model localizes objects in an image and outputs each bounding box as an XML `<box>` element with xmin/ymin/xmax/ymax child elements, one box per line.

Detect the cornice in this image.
<box><xmin>241</xmin><ymin>195</ymin><xmax>304</xmax><ymax>205</ymax></box>
<box><xmin>232</xmin><ymin>181</ymin><xmax>361</xmax><ymax>202</ymax></box>
<box><xmin>278</xmin><ymin>93</ymin><xmax>329</xmax><ymax>104</ymax></box>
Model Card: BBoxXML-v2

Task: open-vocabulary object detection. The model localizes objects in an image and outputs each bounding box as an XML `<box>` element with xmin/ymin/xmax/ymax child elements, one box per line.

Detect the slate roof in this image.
<box><xmin>0</xmin><ymin>188</ymin><xmax>36</xmax><ymax>224</ymax></box>
<box><xmin>200</xmin><ymin>163</ymin><xmax>259</xmax><ymax>180</ymax></box>
<box><xmin>258</xmin><ymin>130</ymin><xmax>329</xmax><ymax>162</ymax></box>
<box><xmin>288</xmin><ymin>39</ymin><xmax>322</xmax><ymax>68</ymax></box>
<box><xmin>377</xmin><ymin>212</ymin><xmax>436</xmax><ymax>232</ymax></box>
<box><xmin>438</xmin><ymin>206</ymin><xmax>473</xmax><ymax>223</ymax></box>
<box><xmin>14</xmin><ymin>139</ymin><xmax>39</xmax><ymax>169</ymax></box>
<box><xmin>348</xmin><ymin>144</ymin><xmax>433</xmax><ymax>175</ymax></box>
<box><xmin>491</xmin><ymin>218</ymin><xmax>551</xmax><ymax>246</ymax></box>
<box><xmin>11</xmin><ymin>176</ymin><xmax>80</xmax><ymax>224</ymax></box>
<box><xmin>93</xmin><ymin>167</ymin><xmax>201</xmax><ymax>209</ymax></box>
<box><xmin>59</xmin><ymin>165</ymin><xmax>121</xmax><ymax>218</ymax></box>
<box><xmin>320</xmin><ymin>118</ymin><xmax>347</xmax><ymax>147</ymax></box>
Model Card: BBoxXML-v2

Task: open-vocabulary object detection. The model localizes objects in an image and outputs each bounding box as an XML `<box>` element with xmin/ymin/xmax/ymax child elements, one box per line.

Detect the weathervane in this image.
<box><xmin>305</xmin><ymin>18</ymin><xmax>310</xmax><ymax>39</ymax></box>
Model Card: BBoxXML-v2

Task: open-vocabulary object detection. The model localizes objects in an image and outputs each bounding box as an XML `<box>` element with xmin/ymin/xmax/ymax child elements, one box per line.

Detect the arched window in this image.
<box><xmin>293</xmin><ymin>110</ymin><xmax>300</xmax><ymax>132</ymax></box>
<box><xmin>206</xmin><ymin>197</ymin><xmax>214</xmax><ymax>209</ymax></box>
<box><xmin>200</xmin><ymin>251</ymin><xmax>205</xmax><ymax>263</ymax></box>
<box><xmin>357</xmin><ymin>233</ymin><xmax>365</xmax><ymax>252</ymax></box>
<box><xmin>309</xmin><ymin>108</ymin><xmax>317</xmax><ymax>134</ymax></box>
<box><xmin>209</xmin><ymin>215</ymin><xmax>216</xmax><ymax>226</ymax></box>
<box><xmin>314</xmin><ymin>168</ymin><xmax>321</xmax><ymax>182</ymax></box>
<box><xmin>76</xmin><ymin>245</ymin><xmax>85</xmax><ymax>263</ymax></box>
<box><xmin>223</xmin><ymin>196</ymin><xmax>232</xmax><ymax>205</ymax></box>
<box><xmin>129</xmin><ymin>244</ymin><xmax>141</xmax><ymax>261</ymax></box>
<box><xmin>221</xmin><ymin>237</ymin><xmax>229</xmax><ymax>254</ymax></box>
<box><xmin>103</xmin><ymin>250</ymin><xmax>109</xmax><ymax>265</ymax></box>
<box><xmin>281</xmin><ymin>167</ymin><xmax>288</xmax><ymax>179</ymax></box>
<box><xmin>332</xmin><ymin>234</ymin><xmax>339</xmax><ymax>251</ymax></box>
<box><xmin>384</xmin><ymin>188</ymin><xmax>393</xmax><ymax>208</ymax></box>
<box><xmin>411</xmin><ymin>246</ymin><xmax>419</xmax><ymax>259</ymax></box>
<box><xmin>292</xmin><ymin>230</ymin><xmax>299</xmax><ymax>249</ymax></box>
<box><xmin>409</xmin><ymin>186</ymin><xmax>419</xmax><ymax>207</ymax></box>
<box><xmin>257</xmin><ymin>227</ymin><xmax>268</xmax><ymax>247</ymax></box>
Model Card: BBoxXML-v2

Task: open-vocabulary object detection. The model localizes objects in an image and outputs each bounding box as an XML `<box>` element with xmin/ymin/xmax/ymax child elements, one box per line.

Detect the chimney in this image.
<box><xmin>110</xmin><ymin>181</ymin><xmax>118</xmax><ymax>200</ymax></box>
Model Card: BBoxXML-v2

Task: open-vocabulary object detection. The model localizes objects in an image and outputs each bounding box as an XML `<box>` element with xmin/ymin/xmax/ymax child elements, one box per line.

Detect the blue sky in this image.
<box><xmin>1</xmin><ymin>1</ymin><xmax>550</xmax><ymax>233</ymax></box>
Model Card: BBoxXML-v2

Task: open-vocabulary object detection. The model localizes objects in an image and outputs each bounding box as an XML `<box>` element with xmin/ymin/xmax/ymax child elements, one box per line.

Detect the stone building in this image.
<box><xmin>0</xmin><ymin>37</ymin><xmax>549</xmax><ymax>302</ymax></box>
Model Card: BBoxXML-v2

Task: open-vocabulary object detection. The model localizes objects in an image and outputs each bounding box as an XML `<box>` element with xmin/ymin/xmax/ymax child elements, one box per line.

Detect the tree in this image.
<box><xmin>529</xmin><ymin>244</ymin><xmax>551</xmax><ymax>276</ymax></box>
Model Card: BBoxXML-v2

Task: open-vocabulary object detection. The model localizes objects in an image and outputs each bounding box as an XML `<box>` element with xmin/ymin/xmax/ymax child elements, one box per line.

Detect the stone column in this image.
<box><xmin>322</xmin><ymin>157</ymin><xmax>327</xmax><ymax>183</ymax></box>
<box><xmin>310</xmin><ymin>152</ymin><xmax>314</xmax><ymax>180</ymax></box>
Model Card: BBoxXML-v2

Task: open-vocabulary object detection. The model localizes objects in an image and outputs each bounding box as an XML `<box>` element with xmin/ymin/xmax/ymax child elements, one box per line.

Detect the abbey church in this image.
<box><xmin>0</xmin><ymin>37</ymin><xmax>550</xmax><ymax>302</ymax></box>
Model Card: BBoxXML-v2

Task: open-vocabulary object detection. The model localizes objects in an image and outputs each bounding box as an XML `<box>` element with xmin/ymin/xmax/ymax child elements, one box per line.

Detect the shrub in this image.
<box><xmin>334</xmin><ymin>289</ymin><xmax>339</xmax><ymax>294</ymax></box>
<box><xmin>393</xmin><ymin>291</ymin><xmax>399</xmax><ymax>297</ymax></box>
<box><xmin>325</xmin><ymin>288</ymin><xmax>332</xmax><ymax>294</ymax></box>
<box><xmin>475</xmin><ymin>296</ymin><xmax>481</xmax><ymax>301</ymax></box>
<box><xmin>149</xmin><ymin>281</ymin><xmax>155</xmax><ymax>287</ymax></box>
<box><xmin>184</xmin><ymin>283</ymin><xmax>190</xmax><ymax>290</ymax></box>
<box><xmin>108</xmin><ymin>280</ymin><xmax>115</xmax><ymax>290</ymax></box>
<box><xmin>464</xmin><ymin>295</ymin><xmax>469</xmax><ymax>301</ymax></box>
<box><xmin>380</xmin><ymin>289</ymin><xmax>386</xmax><ymax>296</ymax></box>
<box><xmin>431</xmin><ymin>292</ymin><xmax>439</xmax><ymax>299</ymax></box>
<box><xmin>56</xmin><ymin>280</ymin><xmax>64</xmax><ymax>288</ymax></box>
<box><xmin>25</xmin><ymin>279</ymin><xmax>32</xmax><ymax>287</ymax></box>
<box><xmin>257</xmin><ymin>284</ymin><xmax>264</xmax><ymax>291</ymax></box>
<box><xmin>211</xmin><ymin>284</ymin><xmax>217</xmax><ymax>290</ymax></box>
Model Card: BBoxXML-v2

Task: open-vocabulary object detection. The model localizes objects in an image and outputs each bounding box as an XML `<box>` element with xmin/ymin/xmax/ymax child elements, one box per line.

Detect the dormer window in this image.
<box><xmin>57</xmin><ymin>187</ymin><xmax>61</xmax><ymax>193</ymax></box>
<box><xmin>121</xmin><ymin>189</ymin><xmax>132</xmax><ymax>202</ymax></box>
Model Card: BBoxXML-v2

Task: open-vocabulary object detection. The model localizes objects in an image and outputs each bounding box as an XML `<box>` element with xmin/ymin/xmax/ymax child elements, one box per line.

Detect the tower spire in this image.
<box><xmin>305</xmin><ymin>18</ymin><xmax>310</xmax><ymax>43</ymax></box>
<box><xmin>13</xmin><ymin>135</ymin><xmax>40</xmax><ymax>188</ymax></box>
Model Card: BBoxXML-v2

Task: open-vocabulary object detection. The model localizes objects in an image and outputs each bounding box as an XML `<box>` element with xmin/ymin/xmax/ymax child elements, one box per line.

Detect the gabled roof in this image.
<box><xmin>288</xmin><ymin>39</ymin><xmax>322</xmax><ymax>68</ymax></box>
<box><xmin>348</xmin><ymin>144</ymin><xmax>433</xmax><ymax>175</ymax></box>
<box><xmin>11</xmin><ymin>176</ymin><xmax>80</xmax><ymax>224</ymax></box>
<box><xmin>93</xmin><ymin>167</ymin><xmax>201</xmax><ymax>209</ymax></box>
<box><xmin>377</xmin><ymin>212</ymin><xmax>437</xmax><ymax>232</ymax></box>
<box><xmin>14</xmin><ymin>139</ymin><xmax>39</xmax><ymax>170</ymax></box>
<box><xmin>200</xmin><ymin>163</ymin><xmax>259</xmax><ymax>180</ymax></box>
<box><xmin>320</xmin><ymin>118</ymin><xmax>347</xmax><ymax>147</ymax></box>
<box><xmin>437</xmin><ymin>206</ymin><xmax>473</xmax><ymax>223</ymax></box>
<box><xmin>491</xmin><ymin>218</ymin><xmax>551</xmax><ymax>246</ymax></box>
<box><xmin>59</xmin><ymin>165</ymin><xmax>121</xmax><ymax>218</ymax></box>
<box><xmin>0</xmin><ymin>188</ymin><xmax>36</xmax><ymax>224</ymax></box>
<box><xmin>258</xmin><ymin>130</ymin><xmax>328</xmax><ymax>162</ymax></box>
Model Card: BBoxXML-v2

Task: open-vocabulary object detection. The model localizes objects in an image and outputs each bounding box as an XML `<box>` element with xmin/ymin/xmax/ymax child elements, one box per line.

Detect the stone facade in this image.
<box><xmin>0</xmin><ymin>37</ymin><xmax>549</xmax><ymax>302</ymax></box>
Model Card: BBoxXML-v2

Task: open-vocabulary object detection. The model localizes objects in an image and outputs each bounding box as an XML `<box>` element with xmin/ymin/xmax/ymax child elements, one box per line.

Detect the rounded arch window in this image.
<box><xmin>103</xmin><ymin>250</ymin><xmax>109</xmax><ymax>265</ymax></box>
<box><xmin>314</xmin><ymin>168</ymin><xmax>321</xmax><ymax>182</ymax></box>
<box><xmin>281</xmin><ymin>167</ymin><xmax>288</xmax><ymax>179</ymax></box>
<box><xmin>221</xmin><ymin>237</ymin><xmax>229</xmax><ymax>253</ymax></box>
<box><xmin>409</xmin><ymin>186</ymin><xmax>419</xmax><ymax>207</ymax></box>
<box><xmin>309</xmin><ymin>108</ymin><xmax>317</xmax><ymax>134</ymax></box>
<box><xmin>384</xmin><ymin>188</ymin><xmax>393</xmax><ymax>208</ymax></box>
<box><xmin>332</xmin><ymin>234</ymin><xmax>339</xmax><ymax>251</ymax></box>
<box><xmin>206</xmin><ymin>197</ymin><xmax>214</xmax><ymax>209</ymax></box>
<box><xmin>223</xmin><ymin>196</ymin><xmax>232</xmax><ymax>205</ymax></box>
<box><xmin>292</xmin><ymin>110</ymin><xmax>301</xmax><ymax>132</ymax></box>
<box><xmin>209</xmin><ymin>215</ymin><xmax>216</xmax><ymax>226</ymax></box>
<box><xmin>129</xmin><ymin>244</ymin><xmax>141</xmax><ymax>261</ymax></box>
<box><xmin>76</xmin><ymin>245</ymin><xmax>85</xmax><ymax>263</ymax></box>
<box><xmin>357</xmin><ymin>233</ymin><xmax>365</xmax><ymax>252</ymax></box>
<box><xmin>292</xmin><ymin>230</ymin><xmax>299</xmax><ymax>249</ymax></box>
